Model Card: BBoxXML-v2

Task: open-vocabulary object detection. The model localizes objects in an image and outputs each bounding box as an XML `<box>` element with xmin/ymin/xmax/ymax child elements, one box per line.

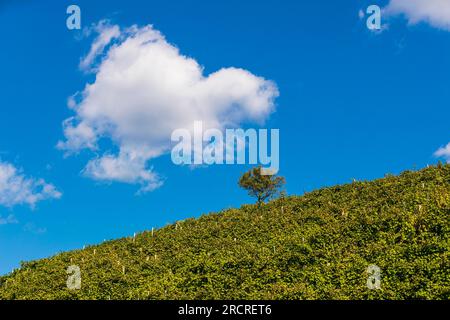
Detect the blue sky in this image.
<box><xmin>1</xmin><ymin>0</ymin><xmax>449</xmax><ymax>275</ymax></box>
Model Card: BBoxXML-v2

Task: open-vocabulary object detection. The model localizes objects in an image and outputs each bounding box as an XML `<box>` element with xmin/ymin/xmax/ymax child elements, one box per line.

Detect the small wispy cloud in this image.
<box><xmin>23</xmin><ymin>222</ymin><xmax>47</xmax><ymax>235</ymax></box>
<box><xmin>0</xmin><ymin>214</ymin><xmax>18</xmax><ymax>226</ymax></box>
<box><xmin>434</xmin><ymin>143</ymin><xmax>450</xmax><ymax>163</ymax></box>
<box><xmin>0</xmin><ymin>160</ymin><xmax>62</xmax><ymax>208</ymax></box>
<box><xmin>79</xmin><ymin>20</ymin><xmax>120</xmax><ymax>72</ymax></box>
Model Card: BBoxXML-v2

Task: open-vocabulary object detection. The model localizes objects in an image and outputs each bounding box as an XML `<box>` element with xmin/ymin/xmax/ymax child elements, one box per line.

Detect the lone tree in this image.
<box><xmin>239</xmin><ymin>166</ymin><xmax>285</xmax><ymax>206</ymax></box>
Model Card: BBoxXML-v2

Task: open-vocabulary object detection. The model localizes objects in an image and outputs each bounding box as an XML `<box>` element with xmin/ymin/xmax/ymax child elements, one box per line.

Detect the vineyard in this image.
<box><xmin>0</xmin><ymin>165</ymin><xmax>449</xmax><ymax>300</ymax></box>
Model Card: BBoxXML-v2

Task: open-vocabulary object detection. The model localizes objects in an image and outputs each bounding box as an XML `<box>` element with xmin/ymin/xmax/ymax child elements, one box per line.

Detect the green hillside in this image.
<box><xmin>1</xmin><ymin>165</ymin><xmax>449</xmax><ymax>300</ymax></box>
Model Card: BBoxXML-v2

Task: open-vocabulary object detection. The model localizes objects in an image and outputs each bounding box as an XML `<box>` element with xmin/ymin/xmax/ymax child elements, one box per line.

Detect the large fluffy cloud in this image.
<box><xmin>58</xmin><ymin>23</ymin><xmax>279</xmax><ymax>193</ymax></box>
<box><xmin>0</xmin><ymin>161</ymin><xmax>62</xmax><ymax>208</ymax></box>
<box><xmin>385</xmin><ymin>0</ymin><xmax>450</xmax><ymax>31</ymax></box>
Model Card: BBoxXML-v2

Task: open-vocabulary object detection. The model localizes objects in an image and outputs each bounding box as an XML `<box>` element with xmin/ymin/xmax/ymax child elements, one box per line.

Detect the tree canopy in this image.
<box><xmin>238</xmin><ymin>166</ymin><xmax>285</xmax><ymax>205</ymax></box>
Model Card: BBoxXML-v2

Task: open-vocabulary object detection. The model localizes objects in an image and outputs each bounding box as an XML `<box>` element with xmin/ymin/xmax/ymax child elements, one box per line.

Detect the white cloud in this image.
<box><xmin>23</xmin><ymin>222</ymin><xmax>47</xmax><ymax>235</ymax></box>
<box><xmin>0</xmin><ymin>161</ymin><xmax>62</xmax><ymax>208</ymax></box>
<box><xmin>435</xmin><ymin>143</ymin><xmax>450</xmax><ymax>163</ymax></box>
<box><xmin>58</xmin><ymin>23</ymin><xmax>279</xmax><ymax>193</ymax></box>
<box><xmin>0</xmin><ymin>214</ymin><xmax>18</xmax><ymax>225</ymax></box>
<box><xmin>83</xmin><ymin>152</ymin><xmax>163</xmax><ymax>193</ymax></box>
<box><xmin>79</xmin><ymin>20</ymin><xmax>121</xmax><ymax>72</ymax></box>
<box><xmin>385</xmin><ymin>0</ymin><xmax>450</xmax><ymax>31</ymax></box>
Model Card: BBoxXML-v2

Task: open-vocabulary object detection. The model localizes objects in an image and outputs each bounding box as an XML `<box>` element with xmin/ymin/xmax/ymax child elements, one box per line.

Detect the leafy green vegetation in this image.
<box><xmin>1</xmin><ymin>165</ymin><xmax>449</xmax><ymax>300</ymax></box>
<box><xmin>239</xmin><ymin>166</ymin><xmax>286</xmax><ymax>205</ymax></box>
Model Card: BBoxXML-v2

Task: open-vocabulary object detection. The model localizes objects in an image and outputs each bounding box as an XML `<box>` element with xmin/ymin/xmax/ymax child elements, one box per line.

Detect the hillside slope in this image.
<box><xmin>1</xmin><ymin>165</ymin><xmax>449</xmax><ymax>300</ymax></box>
